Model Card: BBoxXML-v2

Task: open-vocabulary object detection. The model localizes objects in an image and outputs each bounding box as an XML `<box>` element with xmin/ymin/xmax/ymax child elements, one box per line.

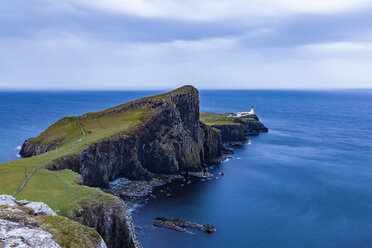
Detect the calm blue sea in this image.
<box><xmin>1</xmin><ymin>90</ymin><xmax>372</xmax><ymax>248</ymax></box>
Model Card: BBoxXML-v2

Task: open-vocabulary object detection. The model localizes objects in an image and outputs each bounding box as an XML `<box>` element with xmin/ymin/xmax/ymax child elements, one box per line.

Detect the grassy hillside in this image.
<box><xmin>0</xmin><ymin>103</ymin><xmax>150</xmax><ymax>215</ymax></box>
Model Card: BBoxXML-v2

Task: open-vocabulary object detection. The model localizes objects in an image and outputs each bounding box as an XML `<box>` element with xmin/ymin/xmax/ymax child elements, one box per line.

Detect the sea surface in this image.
<box><xmin>1</xmin><ymin>90</ymin><xmax>372</xmax><ymax>248</ymax></box>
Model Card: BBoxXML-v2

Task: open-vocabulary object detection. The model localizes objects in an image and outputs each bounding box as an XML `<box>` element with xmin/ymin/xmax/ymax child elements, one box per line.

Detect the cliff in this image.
<box><xmin>200</xmin><ymin>113</ymin><xmax>268</xmax><ymax>145</ymax></box>
<box><xmin>233</xmin><ymin>115</ymin><xmax>269</xmax><ymax>135</ymax></box>
<box><xmin>70</xmin><ymin>200</ymin><xmax>140</xmax><ymax>248</ymax></box>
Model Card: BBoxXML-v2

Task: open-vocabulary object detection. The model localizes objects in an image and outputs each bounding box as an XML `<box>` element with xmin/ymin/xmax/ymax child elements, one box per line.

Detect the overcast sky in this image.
<box><xmin>1</xmin><ymin>0</ymin><xmax>372</xmax><ymax>90</ymax></box>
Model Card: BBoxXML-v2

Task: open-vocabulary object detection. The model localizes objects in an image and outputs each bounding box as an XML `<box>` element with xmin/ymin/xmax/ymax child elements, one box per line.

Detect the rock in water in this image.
<box><xmin>153</xmin><ymin>217</ymin><xmax>216</xmax><ymax>234</ymax></box>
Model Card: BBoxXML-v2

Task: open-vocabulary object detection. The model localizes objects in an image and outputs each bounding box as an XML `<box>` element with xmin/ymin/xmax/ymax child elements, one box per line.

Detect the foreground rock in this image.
<box><xmin>0</xmin><ymin>219</ymin><xmax>61</xmax><ymax>248</ymax></box>
<box><xmin>0</xmin><ymin>195</ymin><xmax>106</xmax><ymax>248</ymax></box>
<box><xmin>153</xmin><ymin>217</ymin><xmax>216</xmax><ymax>234</ymax></box>
<box><xmin>0</xmin><ymin>195</ymin><xmax>56</xmax><ymax>216</ymax></box>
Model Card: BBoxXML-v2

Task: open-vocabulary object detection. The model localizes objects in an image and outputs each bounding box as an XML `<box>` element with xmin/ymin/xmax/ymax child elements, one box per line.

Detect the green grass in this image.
<box><xmin>31</xmin><ymin>117</ymin><xmax>81</xmax><ymax>146</ymax></box>
<box><xmin>0</xmin><ymin>163</ymin><xmax>116</xmax><ymax>216</ymax></box>
<box><xmin>84</xmin><ymin>85</ymin><xmax>196</xmax><ymax>117</ymax></box>
<box><xmin>41</xmin><ymin>215</ymin><xmax>102</xmax><ymax>248</ymax></box>
<box><xmin>16</xmin><ymin>169</ymin><xmax>117</xmax><ymax>216</ymax></box>
<box><xmin>200</xmin><ymin>113</ymin><xmax>240</xmax><ymax>126</ymax></box>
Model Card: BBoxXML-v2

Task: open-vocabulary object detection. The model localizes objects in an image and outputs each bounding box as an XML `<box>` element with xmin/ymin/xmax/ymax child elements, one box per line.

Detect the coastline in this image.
<box><xmin>0</xmin><ymin>87</ymin><xmax>268</xmax><ymax>247</ymax></box>
<box><xmin>105</xmin><ymin>165</ymin><xmax>222</xmax><ymax>213</ymax></box>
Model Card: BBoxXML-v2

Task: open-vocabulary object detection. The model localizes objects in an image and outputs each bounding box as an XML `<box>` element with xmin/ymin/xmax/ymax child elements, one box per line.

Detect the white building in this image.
<box><xmin>233</xmin><ymin>106</ymin><xmax>255</xmax><ymax>117</ymax></box>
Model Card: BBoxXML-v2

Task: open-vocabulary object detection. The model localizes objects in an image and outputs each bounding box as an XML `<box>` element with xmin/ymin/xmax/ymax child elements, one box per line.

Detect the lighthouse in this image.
<box><xmin>250</xmin><ymin>106</ymin><xmax>254</xmax><ymax>114</ymax></box>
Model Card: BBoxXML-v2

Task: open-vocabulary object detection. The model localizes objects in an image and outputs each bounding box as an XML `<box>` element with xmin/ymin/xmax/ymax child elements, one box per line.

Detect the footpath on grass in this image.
<box><xmin>12</xmin><ymin>117</ymin><xmax>86</xmax><ymax>197</ymax></box>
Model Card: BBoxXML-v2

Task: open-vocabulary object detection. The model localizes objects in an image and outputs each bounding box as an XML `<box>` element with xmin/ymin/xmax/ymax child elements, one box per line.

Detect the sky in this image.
<box><xmin>1</xmin><ymin>0</ymin><xmax>372</xmax><ymax>90</ymax></box>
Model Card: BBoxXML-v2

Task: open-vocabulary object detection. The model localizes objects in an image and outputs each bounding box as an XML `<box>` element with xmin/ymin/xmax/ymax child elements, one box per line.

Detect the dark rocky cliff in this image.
<box><xmin>200</xmin><ymin>122</ymin><xmax>223</xmax><ymax>163</ymax></box>
<box><xmin>209</xmin><ymin>124</ymin><xmax>247</xmax><ymax>144</ymax></box>
<box><xmin>233</xmin><ymin>114</ymin><xmax>269</xmax><ymax>135</ymax></box>
<box><xmin>70</xmin><ymin>200</ymin><xmax>140</xmax><ymax>248</ymax></box>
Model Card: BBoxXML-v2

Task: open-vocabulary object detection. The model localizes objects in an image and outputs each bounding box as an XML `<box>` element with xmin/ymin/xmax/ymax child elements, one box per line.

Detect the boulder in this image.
<box><xmin>0</xmin><ymin>219</ymin><xmax>61</xmax><ymax>248</ymax></box>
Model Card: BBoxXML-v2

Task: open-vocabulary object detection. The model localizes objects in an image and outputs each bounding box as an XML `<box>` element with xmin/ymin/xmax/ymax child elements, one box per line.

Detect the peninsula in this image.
<box><xmin>0</xmin><ymin>85</ymin><xmax>267</xmax><ymax>248</ymax></box>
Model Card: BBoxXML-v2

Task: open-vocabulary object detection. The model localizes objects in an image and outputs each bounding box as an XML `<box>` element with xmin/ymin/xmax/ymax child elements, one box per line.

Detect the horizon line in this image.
<box><xmin>1</xmin><ymin>87</ymin><xmax>372</xmax><ymax>92</ymax></box>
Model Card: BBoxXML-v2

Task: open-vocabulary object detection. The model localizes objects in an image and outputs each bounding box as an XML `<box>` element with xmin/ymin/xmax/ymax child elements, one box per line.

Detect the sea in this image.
<box><xmin>0</xmin><ymin>90</ymin><xmax>372</xmax><ymax>248</ymax></box>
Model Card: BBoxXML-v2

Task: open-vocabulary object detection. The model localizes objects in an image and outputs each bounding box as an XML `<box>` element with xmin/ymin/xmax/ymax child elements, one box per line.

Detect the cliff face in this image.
<box><xmin>233</xmin><ymin>115</ymin><xmax>269</xmax><ymax>135</ymax></box>
<box><xmin>210</xmin><ymin>124</ymin><xmax>247</xmax><ymax>144</ymax></box>
<box><xmin>68</xmin><ymin>86</ymin><xmax>205</xmax><ymax>187</ymax></box>
<box><xmin>200</xmin><ymin>122</ymin><xmax>223</xmax><ymax>163</ymax></box>
<box><xmin>209</xmin><ymin>114</ymin><xmax>268</xmax><ymax>145</ymax></box>
<box><xmin>70</xmin><ymin>200</ymin><xmax>140</xmax><ymax>248</ymax></box>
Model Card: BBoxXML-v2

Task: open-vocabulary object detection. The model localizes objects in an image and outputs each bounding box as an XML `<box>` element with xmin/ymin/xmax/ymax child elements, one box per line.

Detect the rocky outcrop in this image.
<box><xmin>0</xmin><ymin>219</ymin><xmax>62</xmax><ymax>248</ymax></box>
<box><xmin>0</xmin><ymin>195</ymin><xmax>106</xmax><ymax>248</ymax></box>
<box><xmin>232</xmin><ymin>114</ymin><xmax>268</xmax><ymax>135</ymax></box>
<box><xmin>208</xmin><ymin>114</ymin><xmax>268</xmax><ymax>145</ymax></box>
<box><xmin>70</xmin><ymin>199</ymin><xmax>140</xmax><ymax>248</ymax></box>
<box><xmin>0</xmin><ymin>195</ymin><xmax>57</xmax><ymax>216</ymax></box>
<box><xmin>153</xmin><ymin>217</ymin><xmax>216</xmax><ymax>234</ymax></box>
<box><xmin>209</xmin><ymin>124</ymin><xmax>247</xmax><ymax>145</ymax></box>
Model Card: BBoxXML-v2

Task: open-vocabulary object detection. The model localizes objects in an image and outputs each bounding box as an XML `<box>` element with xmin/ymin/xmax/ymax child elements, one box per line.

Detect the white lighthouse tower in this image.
<box><xmin>250</xmin><ymin>106</ymin><xmax>254</xmax><ymax>114</ymax></box>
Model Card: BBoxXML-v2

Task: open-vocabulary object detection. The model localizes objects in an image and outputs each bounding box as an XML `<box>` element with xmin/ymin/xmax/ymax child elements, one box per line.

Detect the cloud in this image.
<box><xmin>1</xmin><ymin>0</ymin><xmax>372</xmax><ymax>89</ymax></box>
<box><xmin>1</xmin><ymin>32</ymin><xmax>372</xmax><ymax>90</ymax></box>
<box><xmin>304</xmin><ymin>42</ymin><xmax>372</xmax><ymax>52</ymax></box>
<box><xmin>67</xmin><ymin>0</ymin><xmax>372</xmax><ymax>21</ymax></box>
